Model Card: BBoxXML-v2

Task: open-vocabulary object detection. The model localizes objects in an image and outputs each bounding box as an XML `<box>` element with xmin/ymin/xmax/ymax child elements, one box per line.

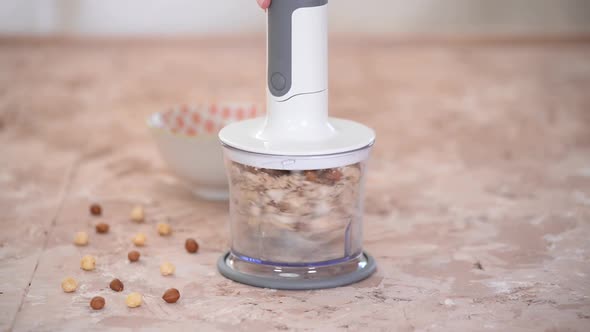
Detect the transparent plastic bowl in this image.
<box><xmin>220</xmin><ymin>145</ymin><xmax>374</xmax><ymax>287</ymax></box>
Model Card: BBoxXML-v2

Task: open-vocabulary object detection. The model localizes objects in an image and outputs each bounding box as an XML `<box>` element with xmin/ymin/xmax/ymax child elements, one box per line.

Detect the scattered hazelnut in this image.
<box><xmin>80</xmin><ymin>255</ymin><xmax>96</xmax><ymax>271</ymax></box>
<box><xmin>73</xmin><ymin>231</ymin><xmax>89</xmax><ymax>246</ymax></box>
<box><xmin>126</xmin><ymin>292</ymin><xmax>142</xmax><ymax>308</ymax></box>
<box><xmin>95</xmin><ymin>223</ymin><xmax>109</xmax><ymax>234</ymax></box>
<box><xmin>128</xmin><ymin>250</ymin><xmax>140</xmax><ymax>262</ymax></box>
<box><xmin>160</xmin><ymin>262</ymin><xmax>175</xmax><ymax>276</ymax></box>
<box><xmin>109</xmin><ymin>278</ymin><xmax>124</xmax><ymax>292</ymax></box>
<box><xmin>61</xmin><ymin>277</ymin><xmax>78</xmax><ymax>293</ymax></box>
<box><xmin>132</xmin><ymin>233</ymin><xmax>146</xmax><ymax>246</ymax></box>
<box><xmin>130</xmin><ymin>205</ymin><xmax>145</xmax><ymax>223</ymax></box>
<box><xmin>185</xmin><ymin>238</ymin><xmax>199</xmax><ymax>253</ymax></box>
<box><xmin>162</xmin><ymin>288</ymin><xmax>180</xmax><ymax>303</ymax></box>
<box><xmin>90</xmin><ymin>296</ymin><xmax>105</xmax><ymax>310</ymax></box>
<box><xmin>90</xmin><ymin>203</ymin><xmax>102</xmax><ymax>216</ymax></box>
<box><xmin>157</xmin><ymin>222</ymin><xmax>172</xmax><ymax>236</ymax></box>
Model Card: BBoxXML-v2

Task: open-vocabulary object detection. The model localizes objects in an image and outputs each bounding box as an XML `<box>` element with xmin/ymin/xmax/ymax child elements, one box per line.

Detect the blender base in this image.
<box><xmin>217</xmin><ymin>251</ymin><xmax>376</xmax><ymax>290</ymax></box>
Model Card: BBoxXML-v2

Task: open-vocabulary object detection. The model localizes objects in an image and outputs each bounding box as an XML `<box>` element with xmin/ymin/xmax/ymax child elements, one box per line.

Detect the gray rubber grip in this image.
<box><xmin>267</xmin><ymin>0</ymin><xmax>328</xmax><ymax>97</ymax></box>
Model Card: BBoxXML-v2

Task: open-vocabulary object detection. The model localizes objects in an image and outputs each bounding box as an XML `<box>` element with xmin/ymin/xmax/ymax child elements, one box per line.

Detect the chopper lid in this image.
<box><xmin>219</xmin><ymin>116</ymin><xmax>375</xmax><ymax>156</ymax></box>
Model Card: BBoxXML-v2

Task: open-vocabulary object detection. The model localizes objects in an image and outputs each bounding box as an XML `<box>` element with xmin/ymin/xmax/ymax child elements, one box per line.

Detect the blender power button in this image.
<box><xmin>271</xmin><ymin>72</ymin><xmax>287</xmax><ymax>91</ymax></box>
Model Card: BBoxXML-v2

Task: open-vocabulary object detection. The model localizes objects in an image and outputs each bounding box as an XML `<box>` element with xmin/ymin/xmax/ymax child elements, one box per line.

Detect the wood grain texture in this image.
<box><xmin>0</xmin><ymin>37</ymin><xmax>589</xmax><ymax>331</ymax></box>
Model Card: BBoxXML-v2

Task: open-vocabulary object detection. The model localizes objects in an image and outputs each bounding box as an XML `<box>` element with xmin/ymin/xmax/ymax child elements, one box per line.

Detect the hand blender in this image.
<box><xmin>217</xmin><ymin>0</ymin><xmax>376</xmax><ymax>290</ymax></box>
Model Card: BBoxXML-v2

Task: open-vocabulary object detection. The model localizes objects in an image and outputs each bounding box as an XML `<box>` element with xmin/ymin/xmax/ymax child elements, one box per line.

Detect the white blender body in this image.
<box><xmin>262</xmin><ymin>4</ymin><xmax>331</xmax><ymax>142</ymax></box>
<box><xmin>217</xmin><ymin>0</ymin><xmax>376</xmax><ymax>290</ymax></box>
<box><xmin>220</xmin><ymin>0</ymin><xmax>374</xmax><ymax>160</ymax></box>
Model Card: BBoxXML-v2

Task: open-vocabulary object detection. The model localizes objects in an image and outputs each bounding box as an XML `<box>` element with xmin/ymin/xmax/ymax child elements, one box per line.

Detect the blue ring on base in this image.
<box><xmin>217</xmin><ymin>251</ymin><xmax>377</xmax><ymax>290</ymax></box>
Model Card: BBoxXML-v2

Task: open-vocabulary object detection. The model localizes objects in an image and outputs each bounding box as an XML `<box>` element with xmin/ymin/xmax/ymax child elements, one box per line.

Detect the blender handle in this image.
<box><xmin>267</xmin><ymin>0</ymin><xmax>328</xmax><ymax>99</ymax></box>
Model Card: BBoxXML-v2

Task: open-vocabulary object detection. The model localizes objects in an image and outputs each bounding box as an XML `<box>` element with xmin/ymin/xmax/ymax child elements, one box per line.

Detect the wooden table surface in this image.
<box><xmin>1</xmin><ymin>37</ymin><xmax>589</xmax><ymax>331</ymax></box>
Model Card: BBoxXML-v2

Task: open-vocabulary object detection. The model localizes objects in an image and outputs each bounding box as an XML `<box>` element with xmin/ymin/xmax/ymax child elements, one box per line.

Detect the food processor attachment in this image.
<box><xmin>217</xmin><ymin>0</ymin><xmax>376</xmax><ymax>290</ymax></box>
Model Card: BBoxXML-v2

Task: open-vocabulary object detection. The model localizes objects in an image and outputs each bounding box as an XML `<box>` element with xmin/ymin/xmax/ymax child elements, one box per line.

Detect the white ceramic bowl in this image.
<box><xmin>148</xmin><ymin>103</ymin><xmax>261</xmax><ymax>200</ymax></box>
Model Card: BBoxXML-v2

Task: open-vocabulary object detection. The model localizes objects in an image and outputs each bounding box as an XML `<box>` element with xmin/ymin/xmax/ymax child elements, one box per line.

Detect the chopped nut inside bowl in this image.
<box><xmin>227</xmin><ymin>161</ymin><xmax>365</xmax><ymax>263</ymax></box>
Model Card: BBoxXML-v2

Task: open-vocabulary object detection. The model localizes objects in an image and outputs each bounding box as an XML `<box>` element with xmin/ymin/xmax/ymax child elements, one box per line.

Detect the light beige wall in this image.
<box><xmin>1</xmin><ymin>0</ymin><xmax>589</xmax><ymax>36</ymax></box>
